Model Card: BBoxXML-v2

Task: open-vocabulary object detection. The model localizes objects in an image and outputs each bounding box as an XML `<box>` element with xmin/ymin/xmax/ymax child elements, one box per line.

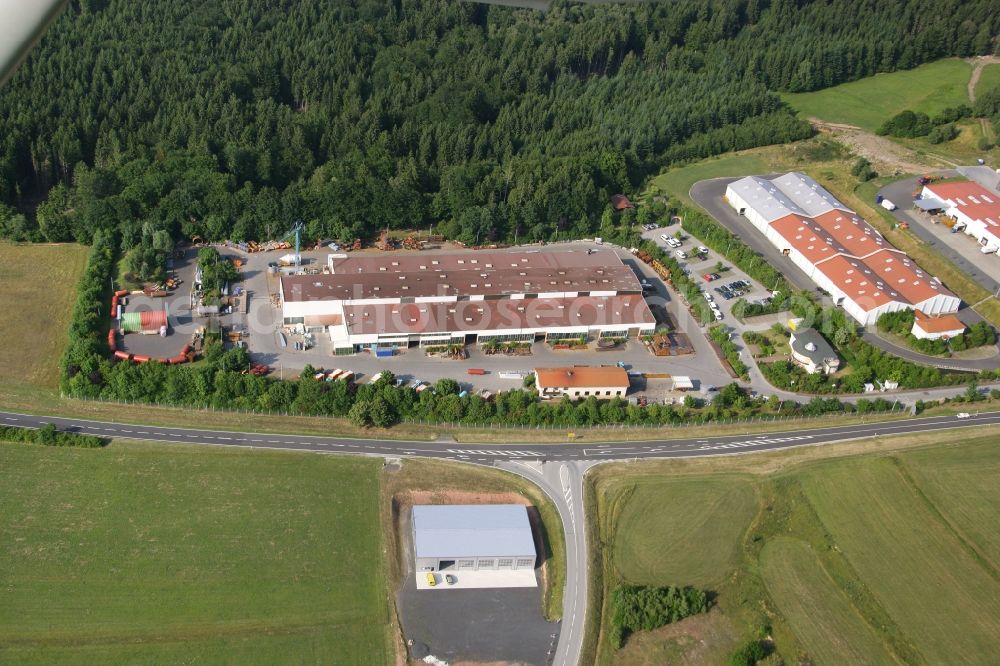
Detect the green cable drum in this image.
<box><xmin>121</xmin><ymin>312</ymin><xmax>141</xmax><ymax>333</ymax></box>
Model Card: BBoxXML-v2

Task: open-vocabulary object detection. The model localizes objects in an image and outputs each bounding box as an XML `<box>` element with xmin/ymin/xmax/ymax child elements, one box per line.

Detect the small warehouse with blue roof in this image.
<box><xmin>412</xmin><ymin>504</ymin><xmax>537</xmax><ymax>573</ymax></box>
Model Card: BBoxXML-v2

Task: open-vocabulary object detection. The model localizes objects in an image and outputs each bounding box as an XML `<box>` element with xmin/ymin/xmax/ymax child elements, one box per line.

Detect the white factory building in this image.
<box><xmin>279</xmin><ymin>247</ymin><xmax>655</xmax><ymax>353</ymax></box>
<box><xmin>412</xmin><ymin>504</ymin><xmax>537</xmax><ymax>573</ymax></box>
<box><xmin>919</xmin><ymin>179</ymin><xmax>1000</xmax><ymax>255</ymax></box>
<box><xmin>726</xmin><ymin>173</ymin><xmax>959</xmax><ymax>326</ymax></box>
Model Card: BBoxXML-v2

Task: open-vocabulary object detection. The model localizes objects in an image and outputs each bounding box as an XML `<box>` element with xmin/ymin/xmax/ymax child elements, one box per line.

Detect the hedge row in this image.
<box><xmin>0</xmin><ymin>424</ymin><xmax>105</xmax><ymax>448</ymax></box>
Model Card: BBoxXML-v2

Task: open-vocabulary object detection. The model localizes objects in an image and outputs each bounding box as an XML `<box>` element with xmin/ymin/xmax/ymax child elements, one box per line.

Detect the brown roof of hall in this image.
<box><xmin>535</xmin><ymin>366</ymin><xmax>630</xmax><ymax>389</ymax></box>
<box><xmin>341</xmin><ymin>294</ymin><xmax>654</xmax><ymax>336</ymax></box>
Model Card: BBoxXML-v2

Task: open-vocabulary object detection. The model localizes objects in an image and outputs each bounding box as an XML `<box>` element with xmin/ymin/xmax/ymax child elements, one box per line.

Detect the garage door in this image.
<box><xmin>458</xmin><ymin>559</ymin><xmax>475</xmax><ymax>570</ymax></box>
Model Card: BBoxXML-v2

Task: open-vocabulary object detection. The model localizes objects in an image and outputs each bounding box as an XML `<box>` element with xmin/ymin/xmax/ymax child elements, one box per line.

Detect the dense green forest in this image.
<box><xmin>0</xmin><ymin>0</ymin><xmax>995</xmax><ymax>250</ymax></box>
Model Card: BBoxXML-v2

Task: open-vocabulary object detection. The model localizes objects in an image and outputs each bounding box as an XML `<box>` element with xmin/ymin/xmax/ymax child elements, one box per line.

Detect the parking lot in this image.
<box><xmin>639</xmin><ymin>226</ymin><xmax>778</xmax><ymax>329</ymax></box>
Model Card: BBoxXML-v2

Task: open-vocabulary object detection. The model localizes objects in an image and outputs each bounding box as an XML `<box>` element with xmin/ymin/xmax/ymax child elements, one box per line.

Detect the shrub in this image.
<box><xmin>730</xmin><ymin>639</ymin><xmax>767</xmax><ymax>666</ymax></box>
<box><xmin>927</xmin><ymin>123</ymin><xmax>958</xmax><ymax>144</ymax></box>
<box><xmin>0</xmin><ymin>424</ymin><xmax>105</xmax><ymax>448</ymax></box>
<box><xmin>611</xmin><ymin>585</ymin><xmax>710</xmax><ymax>648</ymax></box>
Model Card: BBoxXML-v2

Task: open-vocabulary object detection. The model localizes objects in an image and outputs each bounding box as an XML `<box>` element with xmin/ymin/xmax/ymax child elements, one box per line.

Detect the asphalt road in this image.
<box><xmin>5</xmin><ymin>409</ymin><xmax>998</xmax><ymax>463</ymax></box>
<box><xmin>861</xmin><ymin>328</ymin><xmax>1000</xmax><ymax>372</ymax></box>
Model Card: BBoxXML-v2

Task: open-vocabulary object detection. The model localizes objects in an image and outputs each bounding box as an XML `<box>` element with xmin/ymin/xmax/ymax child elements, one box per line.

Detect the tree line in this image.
<box><xmin>0</xmin><ymin>0</ymin><xmax>994</xmax><ymax>250</ymax></box>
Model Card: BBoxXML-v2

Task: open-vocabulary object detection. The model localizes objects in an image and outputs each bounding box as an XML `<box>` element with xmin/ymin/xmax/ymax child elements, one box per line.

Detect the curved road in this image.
<box><xmin>5</xmin><ymin>408</ymin><xmax>998</xmax><ymax>666</ymax></box>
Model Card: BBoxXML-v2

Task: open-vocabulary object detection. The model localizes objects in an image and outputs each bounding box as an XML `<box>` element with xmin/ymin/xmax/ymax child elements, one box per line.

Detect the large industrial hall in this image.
<box><xmin>279</xmin><ymin>247</ymin><xmax>656</xmax><ymax>353</ymax></box>
<box><xmin>726</xmin><ymin>172</ymin><xmax>960</xmax><ymax>325</ymax></box>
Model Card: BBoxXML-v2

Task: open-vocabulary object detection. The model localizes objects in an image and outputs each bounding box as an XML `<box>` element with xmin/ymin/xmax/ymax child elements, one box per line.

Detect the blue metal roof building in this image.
<box><xmin>412</xmin><ymin>504</ymin><xmax>537</xmax><ymax>572</ymax></box>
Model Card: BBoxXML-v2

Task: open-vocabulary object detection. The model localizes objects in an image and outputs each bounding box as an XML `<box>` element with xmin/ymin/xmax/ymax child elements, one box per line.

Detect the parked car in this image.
<box><xmin>703</xmin><ymin>292</ymin><xmax>713</xmax><ymax>302</ymax></box>
<box><xmin>426</xmin><ymin>573</ymin><xmax>437</xmax><ymax>586</ymax></box>
<box><xmin>697</xmin><ymin>246</ymin><xmax>709</xmax><ymax>255</ymax></box>
<box><xmin>660</xmin><ymin>233</ymin><xmax>671</xmax><ymax>242</ymax></box>
<box><xmin>675</xmin><ymin>249</ymin><xmax>687</xmax><ymax>259</ymax></box>
<box><xmin>703</xmin><ymin>273</ymin><xmax>716</xmax><ymax>282</ymax></box>
<box><xmin>445</xmin><ymin>574</ymin><xmax>457</xmax><ymax>585</ymax></box>
<box><xmin>714</xmin><ymin>310</ymin><xmax>723</xmax><ymax>321</ymax></box>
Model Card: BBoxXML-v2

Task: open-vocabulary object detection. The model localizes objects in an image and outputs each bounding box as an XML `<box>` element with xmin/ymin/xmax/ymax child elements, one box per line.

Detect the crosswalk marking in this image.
<box><xmin>446</xmin><ymin>449</ymin><xmax>541</xmax><ymax>457</ymax></box>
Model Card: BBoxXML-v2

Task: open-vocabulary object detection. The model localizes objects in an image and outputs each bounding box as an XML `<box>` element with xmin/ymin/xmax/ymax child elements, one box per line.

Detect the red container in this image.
<box><xmin>108</xmin><ymin>329</ymin><xmax>117</xmax><ymax>351</ymax></box>
<box><xmin>138</xmin><ymin>310</ymin><xmax>167</xmax><ymax>331</ymax></box>
<box><xmin>467</xmin><ymin>368</ymin><xmax>486</xmax><ymax>375</ymax></box>
<box><xmin>132</xmin><ymin>354</ymin><xmax>150</xmax><ymax>363</ymax></box>
<box><xmin>110</xmin><ymin>294</ymin><xmax>119</xmax><ymax>319</ymax></box>
<box><xmin>114</xmin><ymin>350</ymin><xmax>131</xmax><ymax>361</ymax></box>
<box><xmin>115</xmin><ymin>289</ymin><xmax>129</xmax><ymax>297</ymax></box>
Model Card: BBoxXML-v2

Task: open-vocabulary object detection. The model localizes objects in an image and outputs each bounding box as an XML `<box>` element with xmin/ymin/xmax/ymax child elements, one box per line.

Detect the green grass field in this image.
<box><xmin>649</xmin><ymin>153</ymin><xmax>770</xmax><ymax>205</ymax></box>
<box><xmin>0</xmin><ymin>441</ymin><xmax>391</xmax><ymax>664</ymax></box>
<box><xmin>760</xmin><ymin>538</ymin><xmax>898</xmax><ymax>666</ymax></box>
<box><xmin>781</xmin><ymin>58</ymin><xmax>973</xmax><ymax>131</ymax></box>
<box><xmin>901</xmin><ymin>441</ymin><xmax>1000</xmax><ymax>570</ymax></box>
<box><xmin>611</xmin><ymin>476</ymin><xmax>757</xmax><ymax>589</ymax></box>
<box><xmin>0</xmin><ymin>242</ymin><xmax>88</xmax><ymax>388</ymax></box>
<box><xmin>590</xmin><ymin>432</ymin><xmax>1000</xmax><ymax>665</ymax></box>
<box><xmin>975</xmin><ymin>63</ymin><xmax>1000</xmax><ymax>100</ymax></box>
<box><xmin>801</xmin><ymin>454</ymin><xmax>1000</xmax><ymax>664</ymax></box>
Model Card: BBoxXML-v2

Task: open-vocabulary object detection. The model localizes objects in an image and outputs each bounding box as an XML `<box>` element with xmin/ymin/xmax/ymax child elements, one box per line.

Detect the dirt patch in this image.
<box><xmin>403</xmin><ymin>489</ymin><xmax>532</xmax><ymax>506</ymax></box>
<box><xmin>809</xmin><ymin>118</ymin><xmax>949</xmax><ymax>173</ymax></box>
<box><xmin>613</xmin><ymin>607</ymin><xmax>740</xmax><ymax>665</ymax></box>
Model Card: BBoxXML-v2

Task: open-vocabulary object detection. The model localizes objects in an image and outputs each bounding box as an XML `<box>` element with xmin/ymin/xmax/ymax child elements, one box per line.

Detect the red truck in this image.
<box><xmin>467</xmin><ymin>368</ymin><xmax>487</xmax><ymax>375</ymax></box>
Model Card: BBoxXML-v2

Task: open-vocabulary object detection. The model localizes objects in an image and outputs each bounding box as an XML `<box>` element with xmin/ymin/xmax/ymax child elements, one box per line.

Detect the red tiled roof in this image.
<box><xmin>913</xmin><ymin>310</ymin><xmax>966</xmax><ymax>334</ymax></box>
<box><xmin>924</xmin><ymin>180</ymin><xmax>1000</xmax><ymax>240</ymax></box>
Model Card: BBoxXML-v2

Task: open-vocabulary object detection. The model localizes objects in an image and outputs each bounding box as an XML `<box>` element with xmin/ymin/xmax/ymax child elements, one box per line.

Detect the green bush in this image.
<box><xmin>729</xmin><ymin>639</ymin><xmax>767</xmax><ymax>666</ymax></box>
<box><xmin>610</xmin><ymin>585</ymin><xmax>710</xmax><ymax>648</ymax></box>
<box><xmin>0</xmin><ymin>424</ymin><xmax>105</xmax><ymax>448</ymax></box>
